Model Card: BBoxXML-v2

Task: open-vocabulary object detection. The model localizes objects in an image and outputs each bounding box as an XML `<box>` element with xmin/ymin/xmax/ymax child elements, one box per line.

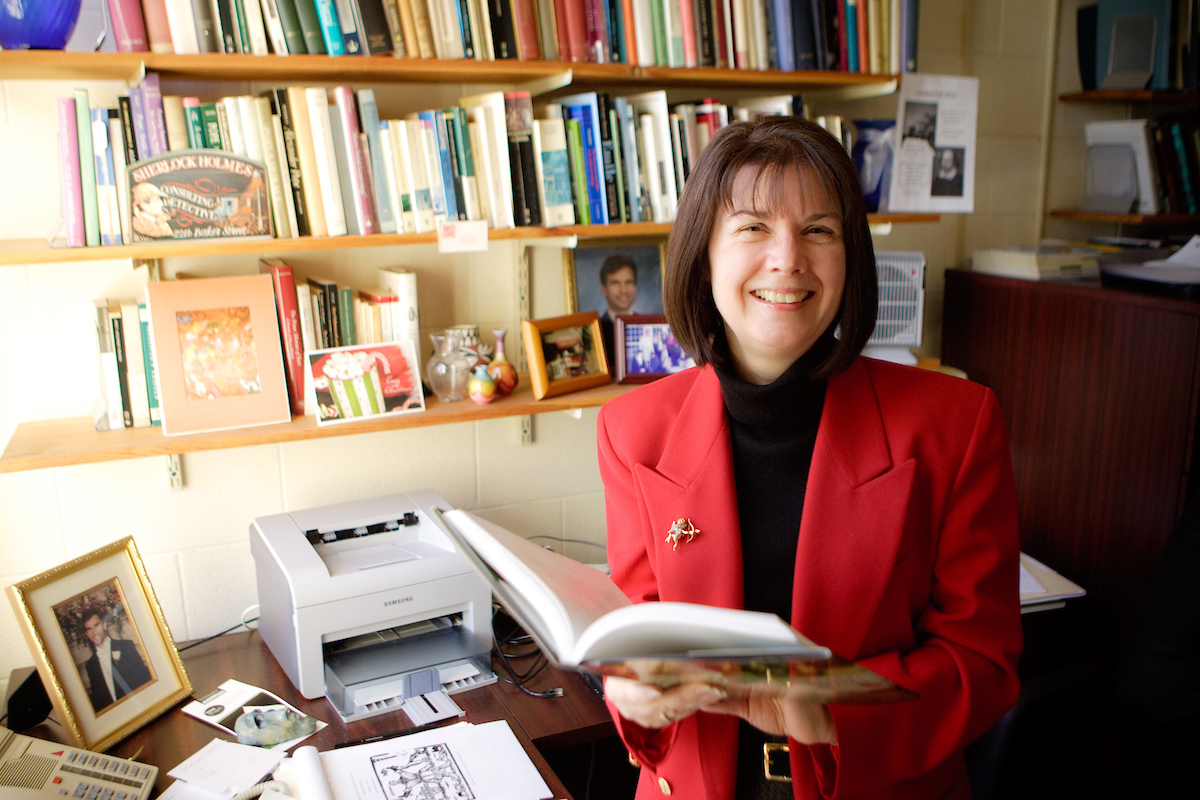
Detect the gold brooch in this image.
<box><xmin>665</xmin><ymin>518</ymin><xmax>699</xmax><ymax>550</ymax></box>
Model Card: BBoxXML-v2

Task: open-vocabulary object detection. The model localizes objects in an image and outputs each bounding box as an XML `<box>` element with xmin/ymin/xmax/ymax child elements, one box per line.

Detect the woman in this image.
<box><xmin>596</xmin><ymin>116</ymin><xmax>1022</xmax><ymax>799</ymax></box>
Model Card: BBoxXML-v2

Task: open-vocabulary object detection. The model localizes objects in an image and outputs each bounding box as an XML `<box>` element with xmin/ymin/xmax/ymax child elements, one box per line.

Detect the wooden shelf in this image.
<box><xmin>0</xmin><ymin>378</ymin><xmax>635</xmax><ymax>474</ymax></box>
<box><xmin>0</xmin><ymin>215</ymin><xmax>935</xmax><ymax>265</ymax></box>
<box><xmin>1059</xmin><ymin>90</ymin><xmax>1200</xmax><ymax>104</ymax></box>
<box><xmin>0</xmin><ymin>50</ymin><xmax>902</xmax><ymax>92</ymax></box>
<box><xmin>1050</xmin><ymin>209</ymin><xmax>1200</xmax><ymax>225</ymax></box>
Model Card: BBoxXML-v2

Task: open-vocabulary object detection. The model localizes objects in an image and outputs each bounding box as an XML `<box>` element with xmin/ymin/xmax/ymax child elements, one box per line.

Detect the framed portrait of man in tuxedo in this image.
<box><xmin>6</xmin><ymin>537</ymin><xmax>192</xmax><ymax>751</ymax></box>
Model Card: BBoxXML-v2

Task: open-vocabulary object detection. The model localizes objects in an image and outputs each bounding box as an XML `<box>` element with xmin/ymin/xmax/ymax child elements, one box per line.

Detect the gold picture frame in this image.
<box><xmin>521</xmin><ymin>311</ymin><xmax>612</xmax><ymax>400</ymax></box>
<box><xmin>563</xmin><ymin>239</ymin><xmax>667</xmax><ymax>316</ymax></box>
<box><xmin>6</xmin><ymin>538</ymin><xmax>193</xmax><ymax>752</ymax></box>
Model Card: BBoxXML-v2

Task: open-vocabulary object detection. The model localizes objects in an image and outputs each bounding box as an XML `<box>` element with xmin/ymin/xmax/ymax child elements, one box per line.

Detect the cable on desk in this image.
<box><xmin>178</xmin><ymin>616</ymin><xmax>261</xmax><ymax>652</ymax></box>
<box><xmin>492</xmin><ymin>605</ymin><xmax>562</xmax><ymax>699</ymax></box>
<box><xmin>231</xmin><ymin>780</ymin><xmax>292</xmax><ymax>800</ymax></box>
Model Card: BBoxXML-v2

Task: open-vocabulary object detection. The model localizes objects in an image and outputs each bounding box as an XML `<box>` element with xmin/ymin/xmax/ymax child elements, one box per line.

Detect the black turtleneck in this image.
<box><xmin>714</xmin><ymin>345</ymin><xmax>828</xmax><ymax>622</ymax></box>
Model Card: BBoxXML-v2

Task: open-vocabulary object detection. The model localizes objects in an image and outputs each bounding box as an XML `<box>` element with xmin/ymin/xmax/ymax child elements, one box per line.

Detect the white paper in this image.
<box><xmin>316</xmin><ymin>720</ymin><xmax>551</xmax><ymax>800</ymax></box>
<box><xmin>182</xmin><ymin>678</ymin><xmax>326</xmax><ymax>750</ymax></box>
<box><xmin>168</xmin><ymin>738</ymin><xmax>285</xmax><ymax>794</ymax></box>
<box><xmin>158</xmin><ymin>781</ymin><xmax>234</xmax><ymax>800</ymax></box>
<box><xmin>888</xmin><ymin>74</ymin><xmax>979</xmax><ymax>213</ymax></box>
<box><xmin>437</xmin><ymin>219</ymin><xmax>489</xmax><ymax>253</ymax></box>
<box><xmin>1145</xmin><ymin>235</ymin><xmax>1200</xmax><ymax>268</ymax></box>
<box><xmin>1019</xmin><ymin>563</ymin><xmax>1047</xmax><ymax>595</ymax></box>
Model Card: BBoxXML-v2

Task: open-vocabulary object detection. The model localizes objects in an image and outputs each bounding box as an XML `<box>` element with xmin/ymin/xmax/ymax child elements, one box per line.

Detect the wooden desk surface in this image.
<box><xmin>23</xmin><ymin>630</ymin><xmax>614</xmax><ymax>798</ymax></box>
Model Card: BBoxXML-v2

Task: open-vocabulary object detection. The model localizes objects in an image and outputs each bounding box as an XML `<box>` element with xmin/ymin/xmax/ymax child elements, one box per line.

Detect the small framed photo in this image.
<box><xmin>306</xmin><ymin>340</ymin><xmax>426</xmax><ymax>426</ymax></box>
<box><xmin>521</xmin><ymin>311</ymin><xmax>612</xmax><ymax>400</ymax></box>
<box><xmin>564</xmin><ymin>240</ymin><xmax>666</xmax><ymax>365</ymax></box>
<box><xmin>5</xmin><ymin>538</ymin><xmax>193</xmax><ymax>752</ymax></box>
<box><xmin>614</xmin><ymin>315</ymin><xmax>697</xmax><ymax>384</ymax></box>
<box><xmin>145</xmin><ymin>274</ymin><xmax>292</xmax><ymax>436</ymax></box>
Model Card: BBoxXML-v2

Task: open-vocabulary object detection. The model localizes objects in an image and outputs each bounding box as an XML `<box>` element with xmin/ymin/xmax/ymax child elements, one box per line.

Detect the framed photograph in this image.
<box><xmin>564</xmin><ymin>240</ymin><xmax>666</xmax><ymax>366</ymax></box>
<box><xmin>521</xmin><ymin>311</ymin><xmax>612</xmax><ymax>400</ymax></box>
<box><xmin>5</xmin><ymin>538</ymin><xmax>193</xmax><ymax>752</ymax></box>
<box><xmin>306</xmin><ymin>340</ymin><xmax>426</xmax><ymax>426</ymax></box>
<box><xmin>614</xmin><ymin>315</ymin><xmax>697</xmax><ymax>384</ymax></box>
<box><xmin>145</xmin><ymin>274</ymin><xmax>292</xmax><ymax>436</ymax></box>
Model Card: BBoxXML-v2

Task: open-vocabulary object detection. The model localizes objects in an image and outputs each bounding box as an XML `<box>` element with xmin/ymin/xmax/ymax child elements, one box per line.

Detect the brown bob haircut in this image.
<box><xmin>663</xmin><ymin>116</ymin><xmax>878</xmax><ymax>379</ymax></box>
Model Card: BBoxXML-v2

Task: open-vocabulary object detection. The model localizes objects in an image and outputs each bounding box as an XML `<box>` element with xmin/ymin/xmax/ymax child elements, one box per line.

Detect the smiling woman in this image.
<box><xmin>596</xmin><ymin>116</ymin><xmax>1023</xmax><ymax>800</ymax></box>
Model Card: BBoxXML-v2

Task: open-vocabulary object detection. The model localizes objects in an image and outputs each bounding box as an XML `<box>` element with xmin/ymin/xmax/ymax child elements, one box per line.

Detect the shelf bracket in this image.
<box><xmin>167</xmin><ymin>454</ymin><xmax>183</xmax><ymax>490</ymax></box>
<box><xmin>517</xmin><ymin>69</ymin><xmax>574</xmax><ymax>97</ymax></box>
<box><xmin>521</xmin><ymin>414</ymin><xmax>534</xmax><ymax>445</ymax></box>
<box><xmin>807</xmin><ymin>79</ymin><xmax>900</xmax><ymax>104</ymax></box>
<box><xmin>521</xmin><ymin>234</ymin><xmax>578</xmax><ymax>249</ymax></box>
<box><xmin>561</xmin><ymin>408</ymin><xmax>583</xmax><ymax>421</ymax></box>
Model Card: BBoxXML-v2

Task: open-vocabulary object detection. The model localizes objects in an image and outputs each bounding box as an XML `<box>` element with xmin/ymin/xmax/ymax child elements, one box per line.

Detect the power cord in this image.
<box><xmin>178</xmin><ymin>614</ymin><xmax>261</xmax><ymax>652</ymax></box>
<box><xmin>230</xmin><ymin>780</ymin><xmax>292</xmax><ymax>800</ymax></box>
<box><xmin>492</xmin><ymin>606</ymin><xmax>563</xmax><ymax>699</ymax></box>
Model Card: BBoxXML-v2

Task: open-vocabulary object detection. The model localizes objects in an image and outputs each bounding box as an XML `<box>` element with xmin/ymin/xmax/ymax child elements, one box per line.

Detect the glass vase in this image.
<box><xmin>426</xmin><ymin>331</ymin><xmax>471</xmax><ymax>403</ymax></box>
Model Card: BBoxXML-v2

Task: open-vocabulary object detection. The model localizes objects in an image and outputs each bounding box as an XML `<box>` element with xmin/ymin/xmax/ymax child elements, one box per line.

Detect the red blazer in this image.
<box><xmin>596</xmin><ymin>358</ymin><xmax>1023</xmax><ymax>800</ymax></box>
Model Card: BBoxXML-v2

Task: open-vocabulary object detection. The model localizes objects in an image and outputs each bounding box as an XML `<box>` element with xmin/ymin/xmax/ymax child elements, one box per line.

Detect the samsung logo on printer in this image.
<box><xmin>384</xmin><ymin>596</ymin><xmax>413</xmax><ymax>607</ymax></box>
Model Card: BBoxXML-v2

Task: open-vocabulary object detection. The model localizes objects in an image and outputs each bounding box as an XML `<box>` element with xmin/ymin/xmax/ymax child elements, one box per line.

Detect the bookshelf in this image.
<box><xmin>0</xmin><ymin>50</ymin><xmax>933</xmax><ymax>474</ymax></box>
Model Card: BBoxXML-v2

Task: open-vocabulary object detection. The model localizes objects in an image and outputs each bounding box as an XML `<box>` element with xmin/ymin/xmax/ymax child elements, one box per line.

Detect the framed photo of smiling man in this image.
<box><xmin>565</xmin><ymin>240</ymin><xmax>665</xmax><ymax>367</ymax></box>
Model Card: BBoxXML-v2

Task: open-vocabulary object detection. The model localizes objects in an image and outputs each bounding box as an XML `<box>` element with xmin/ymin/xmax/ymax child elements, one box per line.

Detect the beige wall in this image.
<box><xmin>0</xmin><ymin>0</ymin><xmax>1060</xmax><ymax>700</ymax></box>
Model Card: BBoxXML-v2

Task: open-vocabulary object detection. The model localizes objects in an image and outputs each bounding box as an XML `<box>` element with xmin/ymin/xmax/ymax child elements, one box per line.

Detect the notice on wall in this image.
<box><xmin>887</xmin><ymin>75</ymin><xmax>979</xmax><ymax>214</ymax></box>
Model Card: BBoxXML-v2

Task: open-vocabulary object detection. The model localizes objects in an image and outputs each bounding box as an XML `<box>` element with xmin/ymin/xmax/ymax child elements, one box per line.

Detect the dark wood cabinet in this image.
<box><xmin>942</xmin><ymin>269</ymin><xmax>1200</xmax><ymax>647</ymax></box>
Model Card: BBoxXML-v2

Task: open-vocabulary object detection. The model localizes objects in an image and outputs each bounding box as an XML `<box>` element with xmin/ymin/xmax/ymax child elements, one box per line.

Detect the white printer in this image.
<box><xmin>250</xmin><ymin>490</ymin><xmax>496</xmax><ymax>722</ymax></box>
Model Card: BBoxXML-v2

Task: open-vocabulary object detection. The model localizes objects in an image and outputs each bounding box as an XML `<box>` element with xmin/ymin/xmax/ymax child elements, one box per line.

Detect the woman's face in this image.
<box><xmin>708</xmin><ymin>165</ymin><xmax>846</xmax><ymax>384</ymax></box>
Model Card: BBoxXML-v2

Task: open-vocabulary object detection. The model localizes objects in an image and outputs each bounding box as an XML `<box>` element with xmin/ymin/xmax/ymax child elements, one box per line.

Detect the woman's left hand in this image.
<box><xmin>704</xmin><ymin>694</ymin><xmax>837</xmax><ymax>745</ymax></box>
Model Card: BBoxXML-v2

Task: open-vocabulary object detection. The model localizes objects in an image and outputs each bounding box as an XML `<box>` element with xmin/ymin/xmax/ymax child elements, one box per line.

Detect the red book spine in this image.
<box><xmin>837</xmin><ymin>1</ymin><xmax>849</xmax><ymax>73</ymax></box>
<box><xmin>551</xmin><ymin>0</ymin><xmax>573</xmax><ymax>61</ymax></box>
<box><xmin>678</xmin><ymin>0</ymin><xmax>697</xmax><ymax>67</ymax></box>
<box><xmin>559</xmin><ymin>0</ymin><xmax>591</xmax><ymax>62</ymax></box>
<box><xmin>856</xmin><ymin>0</ymin><xmax>869</xmax><ymax>73</ymax></box>
<box><xmin>139</xmin><ymin>0</ymin><xmax>175</xmax><ymax>53</ymax></box>
<box><xmin>261</xmin><ymin>260</ymin><xmax>305</xmax><ymax>416</ymax></box>
<box><xmin>511</xmin><ymin>0</ymin><xmax>543</xmax><ymax>59</ymax></box>
<box><xmin>105</xmin><ymin>0</ymin><xmax>150</xmax><ymax>52</ymax></box>
<box><xmin>58</xmin><ymin>97</ymin><xmax>86</xmax><ymax>248</ymax></box>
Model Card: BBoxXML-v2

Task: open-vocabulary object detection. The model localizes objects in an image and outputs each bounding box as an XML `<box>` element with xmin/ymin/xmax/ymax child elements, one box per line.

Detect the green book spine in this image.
<box><xmin>233</xmin><ymin>0</ymin><xmax>251</xmax><ymax>52</ymax></box>
<box><xmin>649</xmin><ymin>0</ymin><xmax>667</xmax><ymax>65</ymax></box>
<box><xmin>74</xmin><ymin>89</ymin><xmax>100</xmax><ymax>247</ymax></box>
<box><xmin>292</xmin><ymin>0</ymin><xmax>327</xmax><ymax>53</ymax></box>
<box><xmin>338</xmin><ymin>286</ymin><xmax>356</xmax><ymax>346</ymax></box>
<box><xmin>183</xmin><ymin>100</ymin><xmax>207</xmax><ymax>148</ymax></box>
<box><xmin>566</xmin><ymin>118</ymin><xmax>590</xmax><ymax>226</ymax></box>
<box><xmin>274</xmin><ymin>0</ymin><xmax>309</xmax><ymax>53</ymax></box>
<box><xmin>609</xmin><ymin>107</ymin><xmax>627</xmax><ymax>224</ymax></box>
<box><xmin>200</xmin><ymin>104</ymin><xmax>223</xmax><ymax>150</ymax></box>
<box><xmin>138</xmin><ymin>302</ymin><xmax>162</xmax><ymax>425</ymax></box>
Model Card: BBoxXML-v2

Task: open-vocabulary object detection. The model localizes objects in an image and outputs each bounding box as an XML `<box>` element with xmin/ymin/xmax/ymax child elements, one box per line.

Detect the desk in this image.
<box><xmin>20</xmin><ymin>630</ymin><xmax>615</xmax><ymax>798</ymax></box>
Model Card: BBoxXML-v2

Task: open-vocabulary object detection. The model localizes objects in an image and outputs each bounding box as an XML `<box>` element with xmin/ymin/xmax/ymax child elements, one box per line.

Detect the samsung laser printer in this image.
<box><xmin>250</xmin><ymin>490</ymin><xmax>495</xmax><ymax>722</ymax></box>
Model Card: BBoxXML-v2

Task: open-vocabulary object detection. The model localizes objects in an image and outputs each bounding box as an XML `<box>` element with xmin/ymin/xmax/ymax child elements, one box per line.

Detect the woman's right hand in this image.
<box><xmin>606</xmin><ymin>675</ymin><xmax>728</xmax><ymax>728</ymax></box>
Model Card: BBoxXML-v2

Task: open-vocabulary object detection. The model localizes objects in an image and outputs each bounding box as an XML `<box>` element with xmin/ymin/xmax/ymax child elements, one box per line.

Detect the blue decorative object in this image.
<box><xmin>0</xmin><ymin>0</ymin><xmax>84</xmax><ymax>50</ymax></box>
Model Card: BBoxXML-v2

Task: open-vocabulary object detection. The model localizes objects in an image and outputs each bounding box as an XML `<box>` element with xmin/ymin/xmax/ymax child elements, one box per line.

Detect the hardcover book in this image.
<box><xmin>532</xmin><ymin>117</ymin><xmax>575</xmax><ymax>227</ymax></box>
<box><xmin>106</xmin><ymin>0</ymin><xmax>151</xmax><ymax>51</ymax></box>
<box><xmin>127</xmin><ymin>150</ymin><xmax>273</xmax><ymax>241</ymax></box>
<box><xmin>261</xmin><ymin>257</ymin><xmax>307</xmax><ymax>415</ymax></box>
<box><xmin>356</xmin><ymin>88</ymin><xmax>398</xmax><ymax>233</ymax></box>
<box><xmin>141</xmin><ymin>0</ymin><xmax>178</xmax><ymax>52</ymax></box>
<box><xmin>58</xmin><ymin>97</ymin><xmax>86</xmax><ymax>248</ymax></box>
<box><xmin>292</xmin><ymin>0</ymin><xmax>328</xmax><ymax>51</ymax></box>
<box><xmin>305</xmin><ymin>86</ymin><xmax>348</xmax><ymax>236</ymax></box>
<box><xmin>503</xmin><ymin>90</ymin><xmax>541</xmax><ymax>227</ymax></box>
<box><xmin>74</xmin><ymin>90</ymin><xmax>100</xmax><ymax>247</ymax></box>
<box><xmin>328</xmin><ymin>86</ymin><xmax>378</xmax><ymax>236</ymax></box>
<box><xmin>432</xmin><ymin>508</ymin><xmax>918</xmax><ymax>704</ymax></box>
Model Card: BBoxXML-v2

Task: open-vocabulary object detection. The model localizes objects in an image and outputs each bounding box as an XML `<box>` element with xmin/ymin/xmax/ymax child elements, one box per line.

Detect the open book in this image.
<box><xmin>433</xmin><ymin>508</ymin><xmax>916</xmax><ymax>704</ymax></box>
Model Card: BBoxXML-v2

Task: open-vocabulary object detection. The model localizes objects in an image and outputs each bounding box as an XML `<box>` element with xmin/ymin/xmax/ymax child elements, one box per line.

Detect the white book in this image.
<box><xmin>119</xmin><ymin>299</ymin><xmax>152</xmax><ymax>428</ymax></box>
<box><xmin>396</xmin><ymin>119</ymin><xmax>436</xmax><ymax>233</ymax></box>
<box><xmin>411</xmin><ymin>113</ymin><xmax>447</xmax><ymax>227</ymax></box>
<box><xmin>435</xmin><ymin>509</ymin><xmax>848</xmax><ymax>676</ymax></box>
<box><xmin>751</xmin><ymin>0</ymin><xmax>769</xmax><ymax>70</ymax></box>
<box><xmin>720</xmin><ymin>0</ymin><xmax>735</xmax><ymax>67</ymax></box>
<box><xmin>427</xmin><ymin>0</ymin><xmax>464</xmax><ymax>59</ymax></box>
<box><xmin>532</xmin><ymin>118</ymin><xmax>575</xmax><ymax>228</ymax></box>
<box><xmin>464</xmin><ymin>0</ymin><xmax>486</xmax><ymax>60</ymax></box>
<box><xmin>638</xmin><ymin>112</ymin><xmax>665</xmax><ymax>222</ymax></box>
<box><xmin>94</xmin><ymin>300</ymin><xmax>124</xmax><ymax>432</ymax></box>
<box><xmin>162</xmin><ymin>0</ymin><xmax>200</xmax><ymax>54</ymax></box>
<box><xmin>467</xmin><ymin>120</ymin><xmax>493</xmax><ymax>228</ymax></box>
<box><xmin>254</xmin><ymin>97</ymin><xmax>292</xmax><ymax>239</ymax></box>
<box><xmin>90</xmin><ymin>110</ymin><xmax>117</xmax><ymax>247</ymax></box>
<box><xmin>295</xmin><ymin>282</ymin><xmax>317</xmax><ymax>351</ymax></box>
<box><xmin>613</xmin><ymin>97</ymin><xmax>644</xmax><ymax>223</ymax></box>
<box><xmin>220</xmin><ymin>96</ymin><xmax>247</xmax><ymax>156</ymax></box>
<box><xmin>662</xmin><ymin>0</ymin><xmax>684</xmax><ymax>67</ymax></box>
<box><xmin>378</xmin><ymin>266</ymin><xmax>420</xmax><ymax>352</ymax></box>
<box><xmin>259</xmin><ymin>0</ymin><xmax>290</xmax><ymax>55</ymax></box>
<box><xmin>632</xmin><ymin>0</ymin><xmax>655</xmax><ymax>65</ymax></box>
<box><xmin>269</xmin><ymin>111</ymin><xmax>300</xmax><ymax>238</ymax></box>
<box><xmin>379</xmin><ymin>121</ymin><xmax>412</xmax><ymax>234</ymax></box>
<box><xmin>731</xmin><ymin>0</ymin><xmax>749</xmax><ymax>69</ymax></box>
<box><xmin>305</xmin><ymin>86</ymin><xmax>348</xmax><ymax>237</ymax></box>
<box><xmin>107</xmin><ymin>113</ymin><xmax>132</xmax><ymax>245</ymax></box>
<box><xmin>328</xmin><ymin>87</ymin><xmax>374</xmax><ymax>236</ymax></box>
<box><xmin>1084</xmin><ymin>119</ymin><xmax>1161</xmax><ymax>216</ymax></box>
<box><xmin>628</xmin><ymin>91</ymin><xmax>677</xmax><ymax>220</ymax></box>
<box><xmin>162</xmin><ymin>95</ymin><xmax>190</xmax><ymax>151</ymax></box>
<box><xmin>237</xmin><ymin>95</ymin><xmax>267</xmax><ymax>163</ymax></box>
<box><xmin>460</xmin><ymin>91</ymin><xmax>515</xmax><ymax>229</ymax></box>
<box><xmin>243</xmin><ymin>0</ymin><xmax>271</xmax><ymax>54</ymax></box>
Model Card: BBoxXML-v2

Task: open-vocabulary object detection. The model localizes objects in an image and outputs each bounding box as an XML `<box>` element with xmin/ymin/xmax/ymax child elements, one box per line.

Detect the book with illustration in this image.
<box><xmin>433</xmin><ymin>508</ymin><xmax>916</xmax><ymax>704</ymax></box>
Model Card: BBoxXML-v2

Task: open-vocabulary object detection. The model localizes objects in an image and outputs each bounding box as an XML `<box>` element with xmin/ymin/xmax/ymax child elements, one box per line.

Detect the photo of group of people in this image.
<box><xmin>618</xmin><ymin>318</ymin><xmax>696</xmax><ymax>384</ymax></box>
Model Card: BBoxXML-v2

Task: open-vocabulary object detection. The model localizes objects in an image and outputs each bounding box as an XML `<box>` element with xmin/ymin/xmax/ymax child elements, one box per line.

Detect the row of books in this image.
<box><xmin>103</xmin><ymin>0</ymin><xmax>919</xmax><ymax>73</ymax></box>
<box><xmin>1086</xmin><ymin>116</ymin><xmax>1200</xmax><ymax>218</ymax></box>
<box><xmin>59</xmin><ymin>72</ymin><xmax>837</xmax><ymax>247</ymax></box>
<box><xmin>92</xmin><ymin>260</ymin><xmax>421</xmax><ymax>430</ymax></box>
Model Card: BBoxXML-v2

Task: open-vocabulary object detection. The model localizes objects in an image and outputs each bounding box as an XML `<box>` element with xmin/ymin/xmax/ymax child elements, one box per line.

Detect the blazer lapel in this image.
<box><xmin>792</xmin><ymin>359</ymin><xmax>916</xmax><ymax>660</ymax></box>
<box><xmin>632</xmin><ymin>367</ymin><xmax>744</xmax><ymax>610</ymax></box>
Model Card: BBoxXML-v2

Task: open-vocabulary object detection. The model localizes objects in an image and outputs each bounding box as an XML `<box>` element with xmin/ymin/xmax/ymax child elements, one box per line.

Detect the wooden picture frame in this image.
<box><xmin>145</xmin><ymin>274</ymin><xmax>292</xmax><ymax>436</ymax></box>
<box><xmin>521</xmin><ymin>311</ymin><xmax>612</xmax><ymax>400</ymax></box>
<box><xmin>6</xmin><ymin>538</ymin><xmax>193</xmax><ymax>752</ymax></box>
<box><xmin>614</xmin><ymin>315</ymin><xmax>697</xmax><ymax>384</ymax></box>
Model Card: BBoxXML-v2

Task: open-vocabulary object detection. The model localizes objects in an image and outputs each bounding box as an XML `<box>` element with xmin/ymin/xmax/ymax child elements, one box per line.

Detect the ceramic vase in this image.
<box><xmin>468</xmin><ymin>364</ymin><xmax>498</xmax><ymax>405</ymax></box>
<box><xmin>486</xmin><ymin>328</ymin><xmax>519</xmax><ymax>397</ymax></box>
<box><xmin>426</xmin><ymin>331</ymin><xmax>471</xmax><ymax>403</ymax></box>
<box><xmin>0</xmin><ymin>0</ymin><xmax>83</xmax><ymax>49</ymax></box>
<box><xmin>448</xmin><ymin>323</ymin><xmax>493</xmax><ymax>368</ymax></box>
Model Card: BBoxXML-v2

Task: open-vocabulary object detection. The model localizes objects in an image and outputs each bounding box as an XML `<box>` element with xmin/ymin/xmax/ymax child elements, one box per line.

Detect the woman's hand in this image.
<box><xmin>705</xmin><ymin>694</ymin><xmax>838</xmax><ymax>745</ymax></box>
<box><xmin>606</xmin><ymin>676</ymin><xmax>728</xmax><ymax>729</ymax></box>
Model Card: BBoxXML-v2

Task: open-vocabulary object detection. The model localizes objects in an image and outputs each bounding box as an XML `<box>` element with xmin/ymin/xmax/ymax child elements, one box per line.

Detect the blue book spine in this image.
<box><xmin>418</xmin><ymin>111</ymin><xmax>448</xmax><ymax>220</ymax></box>
<box><xmin>432</xmin><ymin>111</ymin><xmax>460</xmax><ymax>221</ymax></box>
<box><xmin>332</xmin><ymin>0</ymin><xmax>362</xmax><ymax>53</ymax></box>
<box><xmin>845</xmin><ymin>0</ymin><xmax>859</xmax><ymax>72</ymax></box>
<box><xmin>313</xmin><ymin>0</ymin><xmax>346</xmax><ymax>55</ymax></box>
<box><xmin>567</xmin><ymin>105</ymin><xmax>607</xmax><ymax>225</ymax></box>
<box><xmin>772</xmin><ymin>0</ymin><xmax>794</xmax><ymax>71</ymax></box>
<box><xmin>356</xmin><ymin>89</ymin><xmax>397</xmax><ymax>234</ymax></box>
